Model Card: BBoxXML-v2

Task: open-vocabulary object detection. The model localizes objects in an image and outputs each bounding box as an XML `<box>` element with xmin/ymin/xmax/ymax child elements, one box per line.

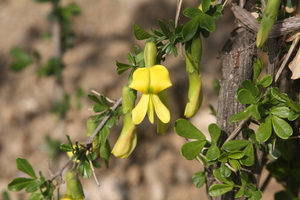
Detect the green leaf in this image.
<box><xmin>183</xmin><ymin>7</ymin><xmax>202</xmax><ymax>18</ymax></box>
<box><xmin>9</xmin><ymin>47</ymin><xmax>32</xmax><ymax>71</ymax></box>
<box><xmin>133</xmin><ymin>23</ymin><xmax>152</xmax><ymax>40</ymax></box>
<box><xmin>249</xmin><ymin>190</ymin><xmax>262</xmax><ymax>200</ymax></box>
<box><xmin>100</xmin><ymin>125</ymin><xmax>110</xmax><ymax>145</ymax></box>
<box><xmin>106</xmin><ymin>116</ymin><xmax>116</xmax><ymax>128</ymax></box>
<box><xmin>242</xmin><ymin>80</ymin><xmax>259</xmax><ymax>97</ymax></box>
<box><xmin>253</xmin><ymin>57</ymin><xmax>263</xmax><ymax>80</ymax></box>
<box><xmin>92</xmin><ymin>161</ymin><xmax>102</xmax><ymax>168</ymax></box>
<box><xmin>60</xmin><ymin>143</ymin><xmax>73</xmax><ymax>152</ymax></box>
<box><xmin>240</xmin><ymin>172</ymin><xmax>248</xmax><ymax>186</ymax></box>
<box><xmin>206</xmin><ymin>144</ymin><xmax>220</xmax><ymax>161</ymax></box>
<box><xmin>100</xmin><ymin>140</ymin><xmax>110</xmax><ymax>168</ymax></box>
<box><xmin>199</xmin><ymin>13</ymin><xmax>216</xmax><ymax>32</ymax></box>
<box><xmin>271</xmin><ymin>115</ymin><xmax>293</xmax><ymax>139</ymax></box>
<box><xmin>288</xmin><ymin>111</ymin><xmax>299</xmax><ymax>121</ymax></box>
<box><xmin>8</xmin><ymin>177</ymin><xmax>34</xmax><ymax>191</ymax></box>
<box><xmin>192</xmin><ymin>171</ymin><xmax>206</xmax><ymax>188</ymax></box>
<box><xmin>259</xmin><ymin>75</ymin><xmax>273</xmax><ymax>87</ymax></box>
<box><xmin>79</xmin><ymin>160</ymin><xmax>92</xmax><ymax>178</ymax></box>
<box><xmin>93</xmin><ymin>104</ymin><xmax>108</xmax><ymax>113</ymax></box>
<box><xmin>270</xmin><ymin>106</ymin><xmax>290</xmax><ymax>118</ymax></box>
<box><xmin>213</xmin><ymin>168</ymin><xmax>234</xmax><ymax>185</ymax></box>
<box><xmin>237</xmin><ymin>89</ymin><xmax>256</xmax><ymax>104</ymax></box>
<box><xmin>218</xmin><ymin>152</ymin><xmax>229</xmax><ymax>162</ymax></box>
<box><xmin>87</xmin><ymin>152</ymin><xmax>97</xmax><ymax>161</ymax></box>
<box><xmin>16</xmin><ymin>158</ymin><xmax>37</xmax><ymax>179</ymax></box>
<box><xmin>28</xmin><ymin>192</ymin><xmax>43</xmax><ymax>200</ymax></box>
<box><xmin>175</xmin><ymin>119</ymin><xmax>206</xmax><ymax>140</ymax></box>
<box><xmin>62</xmin><ymin>3</ymin><xmax>81</xmax><ymax>20</ymax></box>
<box><xmin>182</xmin><ymin>16</ymin><xmax>200</xmax><ymax>41</ymax></box>
<box><xmin>208</xmin><ymin>123</ymin><xmax>221</xmax><ymax>144</ymax></box>
<box><xmin>220</xmin><ymin>162</ymin><xmax>231</xmax><ymax>177</ymax></box>
<box><xmin>212</xmin><ymin>77</ymin><xmax>220</xmax><ymax>95</ymax></box>
<box><xmin>240</xmin><ymin>144</ymin><xmax>254</xmax><ymax>166</ymax></box>
<box><xmin>229</xmin><ymin>159</ymin><xmax>241</xmax><ymax>171</ymax></box>
<box><xmin>250</xmin><ymin>104</ymin><xmax>261</xmax><ymax>120</ymax></box>
<box><xmin>228</xmin><ymin>151</ymin><xmax>244</xmax><ymax>159</ymax></box>
<box><xmin>87</xmin><ymin>94</ymin><xmax>101</xmax><ymax>104</ymax></box>
<box><xmin>25</xmin><ymin>179</ymin><xmax>44</xmax><ymax>193</ymax></box>
<box><xmin>201</xmin><ymin>0</ymin><xmax>211</xmax><ymax>13</ymax></box>
<box><xmin>180</xmin><ymin>140</ymin><xmax>206</xmax><ymax>160</ymax></box>
<box><xmin>235</xmin><ymin>187</ymin><xmax>245</xmax><ymax>198</ymax></box>
<box><xmin>267</xmin><ymin>142</ymin><xmax>281</xmax><ymax>159</ymax></box>
<box><xmin>126</xmin><ymin>53</ymin><xmax>135</xmax><ymax>66</ymax></box>
<box><xmin>209</xmin><ymin>184</ymin><xmax>234</xmax><ymax>197</ymax></box>
<box><xmin>222</xmin><ymin>140</ymin><xmax>250</xmax><ymax>152</ymax></box>
<box><xmin>256</xmin><ymin>116</ymin><xmax>272</xmax><ymax>142</ymax></box>
<box><xmin>158</xmin><ymin>19</ymin><xmax>169</xmax><ymax>36</ymax></box>
<box><xmin>230</xmin><ymin>106</ymin><xmax>252</xmax><ymax>123</ymax></box>
<box><xmin>270</xmin><ymin>88</ymin><xmax>288</xmax><ymax>103</ymax></box>
<box><xmin>116</xmin><ymin>61</ymin><xmax>132</xmax><ymax>75</ymax></box>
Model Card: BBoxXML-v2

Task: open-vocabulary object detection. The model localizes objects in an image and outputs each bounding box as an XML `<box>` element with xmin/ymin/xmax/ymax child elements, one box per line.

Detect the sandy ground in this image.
<box><xmin>0</xmin><ymin>0</ymin><xmax>282</xmax><ymax>199</ymax></box>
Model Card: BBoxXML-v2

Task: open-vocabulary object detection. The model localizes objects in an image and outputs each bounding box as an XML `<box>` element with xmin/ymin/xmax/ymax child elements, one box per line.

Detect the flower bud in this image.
<box><xmin>111</xmin><ymin>84</ymin><xmax>137</xmax><ymax>158</ymax></box>
<box><xmin>256</xmin><ymin>0</ymin><xmax>281</xmax><ymax>47</ymax></box>
<box><xmin>144</xmin><ymin>41</ymin><xmax>157</xmax><ymax>68</ymax></box>
<box><xmin>63</xmin><ymin>169</ymin><xmax>84</xmax><ymax>200</ymax></box>
<box><xmin>184</xmin><ymin>35</ymin><xmax>203</xmax><ymax>118</ymax></box>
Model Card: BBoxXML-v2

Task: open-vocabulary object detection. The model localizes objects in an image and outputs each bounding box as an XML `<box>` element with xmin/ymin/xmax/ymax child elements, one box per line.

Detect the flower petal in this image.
<box><xmin>129</xmin><ymin>68</ymin><xmax>150</xmax><ymax>93</ymax></box>
<box><xmin>149</xmin><ymin>65</ymin><xmax>172</xmax><ymax>93</ymax></box>
<box><xmin>147</xmin><ymin>95</ymin><xmax>155</xmax><ymax>124</ymax></box>
<box><xmin>131</xmin><ymin>94</ymin><xmax>149</xmax><ymax>124</ymax></box>
<box><xmin>152</xmin><ymin>94</ymin><xmax>170</xmax><ymax>123</ymax></box>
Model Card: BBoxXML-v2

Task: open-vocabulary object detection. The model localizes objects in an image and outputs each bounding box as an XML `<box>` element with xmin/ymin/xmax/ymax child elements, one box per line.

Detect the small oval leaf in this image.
<box><xmin>180</xmin><ymin>140</ymin><xmax>206</xmax><ymax>160</ymax></box>
<box><xmin>209</xmin><ymin>184</ymin><xmax>234</xmax><ymax>197</ymax></box>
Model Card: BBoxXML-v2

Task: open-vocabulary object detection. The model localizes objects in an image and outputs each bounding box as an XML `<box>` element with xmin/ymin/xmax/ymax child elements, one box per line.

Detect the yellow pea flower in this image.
<box><xmin>129</xmin><ymin>65</ymin><xmax>172</xmax><ymax>124</ymax></box>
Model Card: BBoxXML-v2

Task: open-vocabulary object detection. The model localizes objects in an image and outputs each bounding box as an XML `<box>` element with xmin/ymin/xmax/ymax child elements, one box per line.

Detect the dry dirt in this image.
<box><xmin>0</xmin><ymin>0</ymin><xmax>282</xmax><ymax>199</ymax></box>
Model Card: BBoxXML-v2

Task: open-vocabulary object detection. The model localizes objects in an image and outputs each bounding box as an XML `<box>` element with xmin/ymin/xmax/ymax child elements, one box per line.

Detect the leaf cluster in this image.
<box><xmin>8</xmin><ymin>158</ymin><xmax>54</xmax><ymax>200</ymax></box>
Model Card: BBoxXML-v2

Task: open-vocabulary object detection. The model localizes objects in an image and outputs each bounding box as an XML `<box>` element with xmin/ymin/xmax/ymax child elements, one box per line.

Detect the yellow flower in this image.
<box><xmin>129</xmin><ymin>65</ymin><xmax>172</xmax><ymax>124</ymax></box>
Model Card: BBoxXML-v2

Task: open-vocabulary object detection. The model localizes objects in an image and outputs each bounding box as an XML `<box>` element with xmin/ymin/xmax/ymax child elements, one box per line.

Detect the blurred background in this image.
<box><xmin>0</xmin><ymin>0</ymin><xmax>281</xmax><ymax>199</ymax></box>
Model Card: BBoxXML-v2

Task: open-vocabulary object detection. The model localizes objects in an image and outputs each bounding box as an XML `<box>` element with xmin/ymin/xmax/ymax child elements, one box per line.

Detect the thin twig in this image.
<box><xmin>85</xmin><ymin>97</ymin><xmax>122</xmax><ymax>145</ymax></box>
<box><xmin>175</xmin><ymin>0</ymin><xmax>182</xmax><ymax>27</ymax></box>
<box><xmin>225</xmin><ymin>162</ymin><xmax>237</xmax><ymax>173</ymax></box>
<box><xmin>89</xmin><ymin>159</ymin><xmax>100</xmax><ymax>186</ymax></box>
<box><xmin>91</xmin><ymin>90</ymin><xmax>116</xmax><ymax>103</ymax></box>
<box><xmin>275</xmin><ymin>36</ymin><xmax>300</xmax><ymax>82</ymax></box>
<box><xmin>222</xmin><ymin>115</ymin><xmax>252</xmax><ymax>145</ymax></box>
<box><xmin>48</xmin><ymin>97</ymin><xmax>122</xmax><ymax>184</ymax></box>
<box><xmin>49</xmin><ymin>156</ymin><xmax>73</xmax><ymax>181</ymax></box>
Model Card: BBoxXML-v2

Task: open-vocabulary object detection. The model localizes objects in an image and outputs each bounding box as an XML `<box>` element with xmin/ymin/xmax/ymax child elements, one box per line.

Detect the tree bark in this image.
<box><xmin>205</xmin><ymin>26</ymin><xmax>265</xmax><ymax>199</ymax></box>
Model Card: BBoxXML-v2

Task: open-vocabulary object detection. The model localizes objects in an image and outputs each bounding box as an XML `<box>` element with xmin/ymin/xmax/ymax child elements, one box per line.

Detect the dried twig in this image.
<box><xmin>231</xmin><ymin>4</ymin><xmax>300</xmax><ymax>38</ymax></box>
<box><xmin>275</xmin><ymin>36</ymin><xmax>300</xmax><ymax>82</ymax></box>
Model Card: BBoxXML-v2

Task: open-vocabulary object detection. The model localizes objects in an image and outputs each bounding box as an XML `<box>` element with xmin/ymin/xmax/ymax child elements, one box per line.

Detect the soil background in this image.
<box><xmin>0</xmin><ymin>0</ymin><xmax>281</xmax><ymax>199</ymax></box>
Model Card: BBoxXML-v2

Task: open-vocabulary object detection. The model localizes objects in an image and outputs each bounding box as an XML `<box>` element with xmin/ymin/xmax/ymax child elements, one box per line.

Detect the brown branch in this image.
<box><xmin>231</xmin><ymin>4</ymin><xmax>300</xmax><ymax>38</ymax></box>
